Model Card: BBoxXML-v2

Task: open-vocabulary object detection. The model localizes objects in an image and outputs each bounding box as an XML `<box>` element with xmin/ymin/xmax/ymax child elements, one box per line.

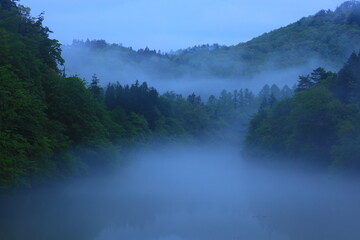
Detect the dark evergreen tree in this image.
<box><xmin>104</xmin><ymin>83</ymin><xmax>117</xmax><ymax>110</ymax></box>
<box><xmin>332</xmin><ymin>52</ymin><xmax>360</xmax><ymax>103</ymax></box>
<box><xmin>187</xmin><ymin>93</ymin><xmax>202</xmax><ymax>105</ymax></box>
<box><xmin>238</xmin><ymin>89</ymin><xmax>245</xmax><ymax>107</ymax></box>
<box><xmin>310</xmin><ymin>67</ymin><xmax>328</xmax><ymax>84</ymax></box>
<box><xmin>89</xmin><ymin>74</ymin><xmax>103</xmax><ymax>101</ymax></box>
<box><xmin>244</xmin><ymin>89</ymin><xmax>255</xmax><ymax>106</ymax></box>
<box><xmin>258</xmin><ymin>84</ymin><xmax>271</xmax><ymax>100</ymax></box>
<box><xmin>270</xmin><ymin>84</ymin><xmax>281</xmax><ymax>100</ymax></box>
<box><xmin>280</xmin><ymin>85</ymin><xmax>293</xmax><ymax>99</ymax></box>
<box><xmin>259</xmin><ymin>97</ymin><xmax>269</xmax><ymax>110</ymax></box>
<box><xmin>268</xmin><ymin>93</ymin><xmax>277</xmax><ymax>107</ymax></box>
<box><xmin>296</xmin><ymin>75</ymin><xmax>313</xmax><ymax>92</ymax></box>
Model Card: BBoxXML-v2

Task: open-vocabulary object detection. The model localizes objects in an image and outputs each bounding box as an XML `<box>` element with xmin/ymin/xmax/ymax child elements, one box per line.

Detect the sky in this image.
<box><xmin>21</xmin><ymin>0</ymin><xmax>345</xmax><ymax>51</ymax></box>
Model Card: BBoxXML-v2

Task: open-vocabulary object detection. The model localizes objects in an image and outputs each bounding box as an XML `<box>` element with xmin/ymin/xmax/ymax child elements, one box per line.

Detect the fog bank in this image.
<box><xmin>62</xmin><ymin>44</ymin><xmax>335</xmax><ymax>97</ymax></box>
<box><xmin>1</xmin><ymin>143</ymin><xmax>359</xmax><ymax>240</ymax></box>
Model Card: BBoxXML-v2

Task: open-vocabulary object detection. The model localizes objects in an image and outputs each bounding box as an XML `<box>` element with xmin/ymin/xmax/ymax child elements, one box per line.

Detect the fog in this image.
<box><xmin>62</xmin><ymin>43</ymin><xmax>336</xmax><ymax>97</ymax></box>
<box><xmin>2</xmin><ymin>38</ymin><xmax>353</xmax><ymax>240</ymax></box>
<box><xmin>1</xmin><ymin>142</ymin><xmax>360</xmax><ymax>240</ymax></box>
<box><xmin>3</xmin><ymin>1</ymin><xmax>360</xmax><ymax>239</ymax></box>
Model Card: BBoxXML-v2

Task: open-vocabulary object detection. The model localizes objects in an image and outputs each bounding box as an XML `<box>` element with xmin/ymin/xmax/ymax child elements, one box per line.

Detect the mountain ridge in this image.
<box><xmin>174</xmin><ymin>0</ymin><xmax>360</xmax><ymax>75</ymax></box>
<box><xmin>62</xmin><ymin>1</ymin><xmax>360</xmax><ymax>84</ymax></box>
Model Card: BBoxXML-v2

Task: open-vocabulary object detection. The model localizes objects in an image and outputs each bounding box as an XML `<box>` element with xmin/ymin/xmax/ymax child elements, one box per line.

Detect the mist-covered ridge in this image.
<box><xmin>62</xmin><ymin>1</ymin><xmax>360</xmax><ymax>85</ymax></box>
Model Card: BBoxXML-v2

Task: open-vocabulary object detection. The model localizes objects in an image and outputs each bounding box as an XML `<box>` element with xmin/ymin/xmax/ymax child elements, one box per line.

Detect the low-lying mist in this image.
<box><xmin>61</xmin><ymin>43</ymin><xmax>336</xmax><ymax>97</ymax></box>
<box><xmin>1</xmin><ymin>142</ymin><xmax>360</xmax><ymax>240</ymax></box>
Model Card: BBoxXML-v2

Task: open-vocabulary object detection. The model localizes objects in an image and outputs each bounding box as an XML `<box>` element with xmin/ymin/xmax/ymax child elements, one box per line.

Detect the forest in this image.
<box><xmin>0</xmin><ymin>0</ymin><xmax>297</xmax><ymax>191</ymax></box>
<box><xmin>1</xmin><ymin>0</ymin><xmax>360</xmax><ymax>190</ymax></box>
<box><xmin>245</xmin><ymin>53</ymin><xmax>360</xmax><ymax>172</ymax></box>
<box><xmin>3</xmin><ymin>1</ymin><xmax>360</xmax><ymax>239</ymax></box>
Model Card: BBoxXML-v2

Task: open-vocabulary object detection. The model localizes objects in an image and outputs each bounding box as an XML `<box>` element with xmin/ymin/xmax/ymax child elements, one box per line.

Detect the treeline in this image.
<box><xmin>91</xmin><ymin>76</ymin><xmax>294</xmax><ymax>141</ymax></box>
<box><xmin>0</xmin><ymin>1</ymin><xmax>170</xmax><ymax>190</ymax></box>
<box><xmin>179</xmin><ymin>0</ymin><xmax>360</xmax><ymax>73</ymax></box>
<box><xmin>63</xmin><ymin>39</ymin><xmax>183</xmax><ymax>80</ymax></box>
<box><xmin>63</xmin><ymin>1</ymin><xmax>360</xmax><ymax>81</ymax></box>
<box><xmin>245</xmin><ymin>52</ymin><xmax>360</xmax><ymax>172</ymax></box>
<box><xmin>0</xmin><ymin>0</ymin><xmax>296</xmax><ymax>190</ymax></box>
<box><xmin>0</xmin><ymin>0</ymin><xmax>189</xmax><ymax>190</ymax></box>
<box><xmin>91</xmin><ymin>77</ymin><xmax>214</xmax><ymax>141</ymax></box>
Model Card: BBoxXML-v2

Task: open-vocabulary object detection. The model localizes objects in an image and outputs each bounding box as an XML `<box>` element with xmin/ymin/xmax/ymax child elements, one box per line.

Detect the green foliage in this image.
<box><xmin>5</xmin><ymin>0</ymin><xmax>360</xmax><ymax>192</ymax></box>
<box><xmin>0</xmin><ymin>0</ymin><xmax>121</xmax><ymax>190</ymax></box>
<box><xmin>1</xmin><ymin>0</ymin><xmax>270</xmax><ymax>191</ymax></box>
<box><xmin>245</xmin><ymin>53</ymin><xmax>360</xmax><ymax>172</ymax></box>
<box><xmin>332</xmin><ymin>52</ymin><xmax>360</xmax><ymax>103</ymax></box>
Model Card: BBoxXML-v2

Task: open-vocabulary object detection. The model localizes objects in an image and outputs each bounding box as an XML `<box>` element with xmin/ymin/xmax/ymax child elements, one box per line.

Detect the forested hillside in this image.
<box><xmin>0</xmin><ymin>0</ymin><xmax>209</xmax><ymax>190</ymax></box>
<box><xmin>244</xmin><ymin>52</ymin><xmax>360</xmax><ymax>172</ymax></box>
<box><xmin>63</xmin><ymin>1</ymin><xmax>360</xmax><ymax>81</ymax></box>
<box><xmin>2</xmin><ymin>0</ymin><xmax>359</xmax><ymax>193</ymax></box>
<box><xmin>178</xmin><ymin>1</ymin><xmax>360</xmax><ymax>76</ymax></box>
<box><xmin>1</xmin><ymin>0</ymin><xmax>291</xmax><ymax>191</ymax></box>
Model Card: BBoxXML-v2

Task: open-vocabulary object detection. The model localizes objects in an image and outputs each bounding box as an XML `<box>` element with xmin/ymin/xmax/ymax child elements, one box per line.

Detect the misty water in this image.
<box><xmin>1</xmin><ymin>142</ymin><xmax>360</xmax><ymax>240</ymax></box>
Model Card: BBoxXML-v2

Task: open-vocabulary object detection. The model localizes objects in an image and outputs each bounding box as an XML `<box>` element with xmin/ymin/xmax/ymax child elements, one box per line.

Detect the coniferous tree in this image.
<box><xmin>258</xmin><ymin>84</ymin><xmax>271</xmax><ymax>100</ymax></box>
<box><xmin>238</xmin><ymin>89</ymin><xmax>245</xmax><ymax>107</ymax></box>
<box><xmin>268</xmin><ymin>93</ymin><xmax>277</xmax><ymax>107</ymax></box>
<box><xmin>296</xmin><ymin>75</ymin><xmax>313</xmax><ymax>92</ymax></box>
<box><xmin>333</xmin><ymin>52</ymin><xmax>360</xmax><ymax>103</ymax></box>
<box><xmin>280</xmin><ymin>85</ymin><xmax>293</xmax><ymax>99</ymax></box>
<box><xmin>270</xmin><ymin>84</ymin><xmax>281</xmax><ymax>100</ymax></box>
<box><xmin>105</xmin><ymin>83</ymin><xmax>116</xmax><ymax>110</ymax></box>
<box><xmin>244</xmin><ymin>89</ymin><xmax>255</xmax><ymax>106</ymax></box>
<box><xmin>259</xmin><ymin>97</ymin><xmax>269</xmax><ymax>110</ymax></box>
<box><xmin>89</xmin><ymin>74</ymin><xmax>103</xmax><ymax>101</ymax></box>
<box><xmin>310</xmin><ymin>67</ymin><xmax>328</xmax><ymax>84</ymax></box>
<box><xmin>187</xmin><ymin>93</ymin><xmax>202</xmax><ymax>105</ymax></box>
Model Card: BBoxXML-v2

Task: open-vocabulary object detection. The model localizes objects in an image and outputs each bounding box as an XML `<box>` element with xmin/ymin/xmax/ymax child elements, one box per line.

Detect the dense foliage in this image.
<box><xmin>1</xmin><ymin>0</ymin><xmax>293</xmax><ymax>191</ymax></box>
<box><xmin>0</xmin><ymin>0</ymin><xmax>200</xmax><ymax>190</ymax></box>
<box><xmin>102</xmin><ymin>80</ymin><xmax>293</xmax><ymax>140</ymax></box>
<box><xmin>4</xmin><ymin>0</ymin><xmax>359</xmax><ymax>192</ymax></box>
<box><xmin>244</xmin><ymin>52</ymin><xmax>360</xmax><ymax>172</ymax></box>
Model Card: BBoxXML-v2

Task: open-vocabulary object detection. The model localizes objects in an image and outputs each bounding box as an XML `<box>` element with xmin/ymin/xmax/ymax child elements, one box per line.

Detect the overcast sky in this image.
<box><xmin>21</xmin><ymin>0</ymin><xmax>345</xmax><ymax>51</ymax></box>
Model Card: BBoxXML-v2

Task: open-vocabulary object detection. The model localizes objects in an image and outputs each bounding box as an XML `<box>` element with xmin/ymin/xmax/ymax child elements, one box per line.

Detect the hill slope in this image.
<box><xmin>244</xmin><ymin>52</ymin><xmax>360</xmax><ymax>172</ymax></box>
<box><xmin>63</xmin><ymin>1</ymin><xmax>360</xmax><ymax>83</ymax></box>
<box><xmin>175</xmin><ymin>0</ymin><xmax>360</xmax><ymax>76</ymax></box>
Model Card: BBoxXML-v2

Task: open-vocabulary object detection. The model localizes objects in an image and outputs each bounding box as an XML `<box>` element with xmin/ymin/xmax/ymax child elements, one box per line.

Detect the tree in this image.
<box><xmin>280</xmin><ymin>85</ymin><xmax>293</xmax><ymax>99</ymax></box>
<box><xmin>296</xmin><ymin>75</ymin><xmax>313</xmax><ymax>92</ymax></box>
<box><xmin>187</xmin><ymin>93</ymin><xmax>202</xmax><ymax>105</ymax></box>
<box><xmin>244</xmin><ymin>89</ymin><xmax>255</xmax><ymax>106</ymax></box>
<box><xmin>348</xmin><ymin>3</ymin><xmax>360</xmax><ymax>25</ymax></box>
<box><xmin>245</xmin><ymin>58</ymin><xmax>360</xmax><ymax>172</ymax></box>
<box><xmin>297</xmin><ymin>68</ymin><xmax>329</xmax><ymax>92</ymax></box>
<box><xmin>104</xmin><ymin>83</ymin><xmax>117</xmax><ymax>110</ymax></box>
<box><xmin>88</xmin><ymin>74</ymin><xmax>103</xmax><ymax>101</ymax></box>
<box><xmin>259</xmin><ymin>97</ymin><xmax>269</xmax><ymax>110</ymax></box>
<box><xmin>270</xmin><ymin>84</ymin><xmax>281</xmax><ymax>100</ymax></box>
<box><xmin>258</xmin><ymin>84</ymin><xmax>271</xmax><ymax>100</ymax></box>
<box><xmin>332</xmin><ymin>52</ymin><xmax>360</xmax><ymax>103</ymax></box>
<box><xmin>237</xmin><ymin>89</ymin><xmax>245</xmax><ymax>107</ymax></box>
<box><xmin>310</xmin><ymin>67</ymin><xmax>328</xmax><ymax>84</ymax></box>
<box><xmin>268</xmin><ymin>93</ymin><xmax>277</xmax><ymax>107</ymax></box>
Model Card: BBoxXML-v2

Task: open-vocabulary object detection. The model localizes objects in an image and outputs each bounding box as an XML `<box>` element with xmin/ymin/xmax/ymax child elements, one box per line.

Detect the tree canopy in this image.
<box><xmin>244</xmin><ymin>52</ymin><xmax>360</xmax><ymax>172</ymax></box>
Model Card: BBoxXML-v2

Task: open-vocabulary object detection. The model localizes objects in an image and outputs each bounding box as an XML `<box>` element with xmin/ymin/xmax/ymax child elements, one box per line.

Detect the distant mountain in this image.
<box><xmin>62</xmin><ymin>1</ymin><xmax>360</xmax><ymax>82</ymax></box>
<box><xmin>174</xmin><ymin>0</ymin><xmax>360</xmax><ymax>75</ymax></box>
